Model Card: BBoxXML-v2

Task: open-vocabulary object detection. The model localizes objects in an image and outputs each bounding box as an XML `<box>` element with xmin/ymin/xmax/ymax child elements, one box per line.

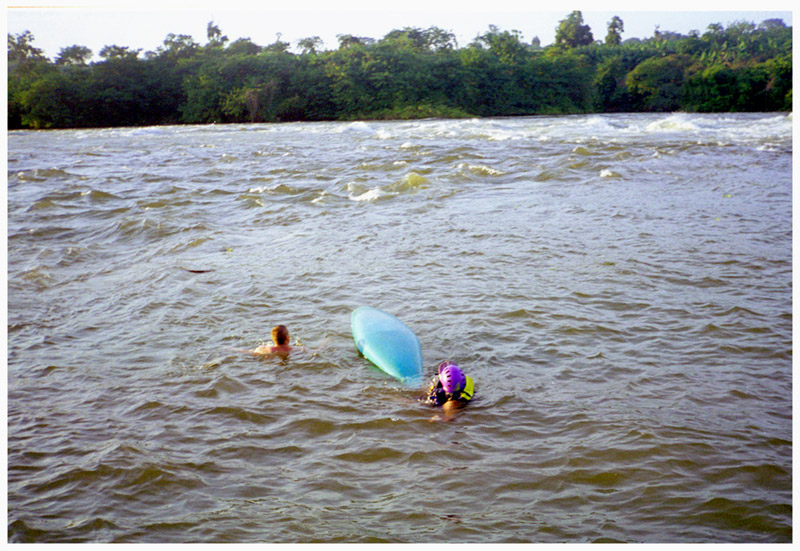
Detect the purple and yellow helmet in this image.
<box><xmin>438</xmin><ymin>361</ymin><xmax>466</xmax><ymax>394</ymax></box>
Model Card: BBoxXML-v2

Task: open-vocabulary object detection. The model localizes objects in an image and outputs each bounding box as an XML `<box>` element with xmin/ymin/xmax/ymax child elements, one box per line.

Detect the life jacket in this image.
<box><xmin>459</xmin><ymin>375</ymin><xmax>475</xmax><ymax>402</ymax></box>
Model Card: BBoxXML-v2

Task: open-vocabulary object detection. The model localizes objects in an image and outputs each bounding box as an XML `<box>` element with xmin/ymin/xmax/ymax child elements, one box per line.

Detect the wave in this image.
<box><xmin>456</xmin><ymin>163</ymin><xmax>506</xmax><ymax>177</ymax></box>
<box><xmin>7</xmin><ymin>113</ymin><xmax>791</xmax><ymax>543</ymax></box>
<box><xmin>599</xmin><ymin>169</ymin><xmax>621</xmax><ymax>178</ymax></box>
<box><xmin>12</xmin><ymin>168</ymin><xmax>85</xmax><ymax>183</ymax></box>
<box><xmin>348</xmin><ymin>172</ymin><xmax>431</xmax><ymax>202</ymax></box>
<box><xmin>337</xmin><ymin>121</ymin><xmax>376</xmax><ymax>135</ymax></box>
<box><xmin>645</xmin><ymin>114</ymin><xmax>700</xmax><ymax>133</ymax></box>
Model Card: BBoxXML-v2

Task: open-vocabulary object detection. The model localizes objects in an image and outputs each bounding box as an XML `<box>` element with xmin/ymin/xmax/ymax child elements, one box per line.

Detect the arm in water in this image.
<box><xmin>232</xmin><ymin>329</ymin><xmax>332</xmax><ymax>357</ymax></box>
<box><xmin>430</xmin><ymin>398</ymin><xmax>464</xmax><ymax>422</ymax></box>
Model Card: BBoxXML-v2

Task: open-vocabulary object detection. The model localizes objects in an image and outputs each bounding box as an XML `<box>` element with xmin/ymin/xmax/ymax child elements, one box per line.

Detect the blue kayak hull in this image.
<box><xmin>351</xmin><ymin>306</ymin><xmax>424</xmax><ymax>386</ymax></box>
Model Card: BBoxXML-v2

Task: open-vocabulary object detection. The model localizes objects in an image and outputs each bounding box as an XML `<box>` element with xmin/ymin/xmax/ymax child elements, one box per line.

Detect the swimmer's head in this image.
<box><xmin>272</xmin><ymin>325</ymin><xmax>290</xmax><ymax>346</ymax></box>
<box><xmin>438</xmin><ymin>361</ymin><xmax>466</xmax><ymax>394</ymax></box>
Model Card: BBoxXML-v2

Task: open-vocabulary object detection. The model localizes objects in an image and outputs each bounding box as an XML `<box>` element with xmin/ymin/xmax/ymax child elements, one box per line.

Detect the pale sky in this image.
<box><xmin>5</xmin><ymin>1</ymin><xmax>794</xmax><ymax>62</ymax></box>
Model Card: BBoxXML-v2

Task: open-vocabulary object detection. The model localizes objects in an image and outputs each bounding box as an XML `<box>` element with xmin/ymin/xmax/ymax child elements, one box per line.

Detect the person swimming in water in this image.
<box><xmin>237</xmin><ymin>324</ymin><xmax>330</xmax><ymax>358</ymax></box>
<box><xmin>424</xmin><ymin>361</ymin><xmax>475</xmax><ymax>421</ymax></box>
<box><xmin>252</xmin><ymin>324</ymin><xmax>294</xmax><ymax>355</ymax></box>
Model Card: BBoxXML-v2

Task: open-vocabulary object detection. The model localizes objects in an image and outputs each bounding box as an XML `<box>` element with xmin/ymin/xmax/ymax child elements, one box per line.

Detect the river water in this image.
<box><xmin>6</xmin><ymin>113</ymin><xmax>793</xmax><ymax>542</ymax></box>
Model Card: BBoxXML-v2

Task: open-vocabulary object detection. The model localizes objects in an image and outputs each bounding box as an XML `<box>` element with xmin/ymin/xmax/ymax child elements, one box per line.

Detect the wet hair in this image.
<box><xmin>272</xmin><ymin>325</ymin><xmax>290</xmax><ymax>346</ymax></box>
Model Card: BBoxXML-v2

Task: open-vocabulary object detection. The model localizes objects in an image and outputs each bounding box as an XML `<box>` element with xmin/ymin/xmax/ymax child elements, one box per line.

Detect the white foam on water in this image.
<box><xmin>349</xmin><ymin>188</ymin><xmax>386</xmax><ymax>202</ymax></box>
<box><xmin>645</xmin><ymin>114</ymin><xmax>700</xmax><ymax>133</ymax></box>
<box><xmin>338</xmin><ymin>121</ymin><xmax>376</xmax><ymax>135</ymax></box>
<box><xmin>457</xmin><ymin>163</ymin><xmax>506</xmax><ymax>176</ymax></box>
<box><xmin>7</xmin><ymin>113</ymin><xmax>792</xmax><ymax>544</ymax></box>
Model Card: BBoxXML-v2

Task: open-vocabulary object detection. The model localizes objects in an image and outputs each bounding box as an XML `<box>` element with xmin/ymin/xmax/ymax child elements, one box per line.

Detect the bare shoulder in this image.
<box><xmin>254</xmin><ymin>344</ymin><xmax>296</xmax><ymax>356</ymax></box>
<box><xmin>253</xmin><ymin>344</ymin><xmax>274</xmax><ymax>355</ymax></box>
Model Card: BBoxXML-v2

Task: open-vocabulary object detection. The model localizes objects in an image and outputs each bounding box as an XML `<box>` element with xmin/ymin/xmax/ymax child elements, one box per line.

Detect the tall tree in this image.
<box><xmin>382</xmin><ymin>27</ymin><xmax>457</xmax><ymax>52</ymax></box>
<box><xmin>605</xmin><ymin>16</ymin><xmax>624</xmax><ymax>46</ymax></box>
<box><xmin>265</xmin><ymin>33</ymin><xmax>290</xmax><ymax>53</ymax></box>
<box><xmin>152</xmin><ymin>34</ymin><xmax>198</xmax><ymax>59</ymax></box>
<box><xmin>55</xmin><ymin>45</ymin><xmax>92</xmax><ymax>65</ymax></box>
<box><xmin>99</xmin><ymin>45</ymin><xmax>140</xmax><ymax>60</ymax></box>
<box><xmin>337</xmin><ymin>34</ymin><xmax>374</xmax><ymax>49</ymax></box>
<box><xmin>555</xmin><ymin>11</ymin><xmax>594</xmax><ymax>49</ymax></box>
<box><xmin>424</xmin><ymin>27</ymin><xmax>458</xmax><ymax>51</ymax></box>
<box><xmin>297</xmin><ymin>36</ymin><xmax>323</xmax><ymax>55</ymax></box>
<box><xmin>207</xmin><ymin>21</ymin><xmax>228</xmax><ymax>47</ymax></box>
<box><xmin>758</xmin><ymin>19</ymin><xmax>786</xmax><ymax>31</ymax></box>
<box><xmin>474</xmin><ymin>25</ymin><xmax>528</xmax><ymax>64</ymax></box>
<box><xmin>227</xmin><ymin>38</ymin><xmax>262</xmax><ymax>56</ymax></box>
<box><xmin>8</xmin><ymin>31</ymin><xmax>46</xmax><ymax>64</ymax></box>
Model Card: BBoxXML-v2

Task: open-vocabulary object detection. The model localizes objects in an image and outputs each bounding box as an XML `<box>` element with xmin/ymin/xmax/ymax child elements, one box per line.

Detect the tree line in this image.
<box><xmin>7</xmin><ymin>11</ymin><xmax>792</xmax><ymax>129</ymax></box>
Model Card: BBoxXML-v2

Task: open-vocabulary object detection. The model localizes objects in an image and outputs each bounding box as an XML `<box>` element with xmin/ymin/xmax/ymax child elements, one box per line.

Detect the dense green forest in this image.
<box><xmin>7</xmin><ymin>11</ymin><xmax>792</xmax><ymax>129</ymax></box>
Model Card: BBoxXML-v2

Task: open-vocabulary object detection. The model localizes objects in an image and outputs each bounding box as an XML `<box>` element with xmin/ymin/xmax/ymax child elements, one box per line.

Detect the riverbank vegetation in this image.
<box><xmin>7</xmin><ymin>12</ymin><xmax>792</xmax><ymax>129</ymax></box>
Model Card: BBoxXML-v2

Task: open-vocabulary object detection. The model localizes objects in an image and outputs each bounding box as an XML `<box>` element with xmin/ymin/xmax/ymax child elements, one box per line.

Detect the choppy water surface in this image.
<box><xmin>7</xmin><ymin>113</ymin><xmax>792</xmax><ymax>542</ymax></box>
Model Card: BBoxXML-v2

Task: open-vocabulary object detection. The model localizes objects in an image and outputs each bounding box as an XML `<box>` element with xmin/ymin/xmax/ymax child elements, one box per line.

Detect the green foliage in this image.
<box><xmin>18</xmin><ymin>70</ymin><xmax>87</xmax><ymax>128</ymax></box>
<box><xmin>605</xmin><ymin>16</ymin><xmax>624</xmax><ymax>46</ymax></box>
<box><xmin>626</xmin><ymin>54</ymin><xmax>691</xmax><ymax>111</ymax></box>
<box><xmin>8</xmin><ymin>31</ymin><xmax>46</xmax><ymax>64</ymax></box>
<box><xmin>474</xmin><ymin>25</ymin><xmax>529</xmax><ymax>64</ymax></box>
<box><xmin>151</xmin><ymin>34</ymin><xmax>199</xmax><ymax>60</ymax></box>
<box><xmin>206</xmin><ymin>21</ymin><xmax>228</xmax><ymax>48</ymax></box>
<box><xmin>99</xmin><ymin>45</ymin><xmax>141</xmax><ymax>61</ymax></box>
<box><xmin>8</xmin><ymin>32</ymin><xmax>53</xmax><ymax>128</ymax></box>
<box><xmin>382</xmin><ymin>27</ymin><xmax>458</xmax><ymax>52</ymax></box>
<box><xmin>7</xmin><ymin>14</ymin><xmax>793</xmax><ymax>129</ymax></box>
<box><xmin>683</xmin><ymin>53</ymin><xmax>793</xmax><ymax>112</ymax></box>
<box><xmin>55</xmin><ymin>45</ymin><xmax>92</xmax><ymax>66</ymax></box>
<box><xmin>593</xmin><ymin>55</ymin><xmax>638</xmax><ymax>111</ymax></box>
<box><xmin>297</xmin><ymin>36</ymin><xmax>323</xmax><ymax>55</ymax></box>
<box><xmin>555</xmin><ymin>11</ymin><xmax>595</xmax><ymax>49</ymax></box>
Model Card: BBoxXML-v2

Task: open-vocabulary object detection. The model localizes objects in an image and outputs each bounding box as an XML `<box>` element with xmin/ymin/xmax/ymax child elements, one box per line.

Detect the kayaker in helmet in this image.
<box><xmin>424</xmin><ymin>361</ymin><xmax>475</xmax><ymax>421</ymax></box>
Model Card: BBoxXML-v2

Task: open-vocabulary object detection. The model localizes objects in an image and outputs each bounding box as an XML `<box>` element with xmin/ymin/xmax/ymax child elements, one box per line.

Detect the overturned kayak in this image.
<box><xmin>351</xmin><ymin>306</ymin><xmax>424</xmax><ymax>387</ymax></box>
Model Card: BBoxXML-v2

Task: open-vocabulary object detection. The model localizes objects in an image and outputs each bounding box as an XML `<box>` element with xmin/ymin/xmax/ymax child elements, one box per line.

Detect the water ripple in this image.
<box><xmin>7</xmin><ymin>114</ymin><xmax>791</xmax><ymax>543</ymax></box>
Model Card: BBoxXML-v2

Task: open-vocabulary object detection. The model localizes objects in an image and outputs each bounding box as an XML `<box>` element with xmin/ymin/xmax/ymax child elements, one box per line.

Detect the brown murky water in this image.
<box><xmin>7</xmin><ymin>113</ymin><xmax>792</xmax><ymax>542</ymax></box>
